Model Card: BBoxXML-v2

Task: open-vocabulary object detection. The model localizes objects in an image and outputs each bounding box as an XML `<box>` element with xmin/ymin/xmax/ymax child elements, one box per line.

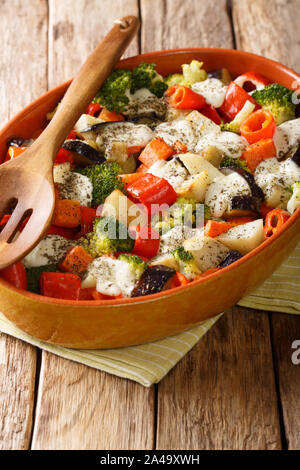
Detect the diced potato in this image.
<box><xmin>183</xmin><ymin>235</ymin><xmax>229</xmax><ymax>271</ymax></box>
<box><xmin>119</xmin><ymin>155</ymin><xmax>137</xmax><ymax>174</ymax></box>
<box><xmin>185</xmin><ymin>110</ymin><xmax>220</xmax><ymax>135</ymax></box>
<box><xmin>105</xmin><ymin>141</ymin><xmax>128</xmax><ymax>163</ymax></box>
<box><xmin>200</xmin><ymin>145</ymin><xmax>223</xmax><ymax>168</ymax></box>
<box><xmin>177</xmin><ymin>171</ymin><xmax>210</xmax><ymax>202</ymax></box>
<box><xmin>101</xmin><ymin>189</ymin><xmax>148</xmax><ymax>227</ymax></box>
<box><xmin>179</xmin><ymin>152</ymin><xmax>223</xmax><ymax>180</ymax></box>
<box><xmin>150</xmin><ymin>254</ymin><xmax>180</xmax><ymax>271</ymax></box>
<box><xmin>217</xmin><ymin>219</ymin><xmax>264</xmax><ymax>254</ymax></box>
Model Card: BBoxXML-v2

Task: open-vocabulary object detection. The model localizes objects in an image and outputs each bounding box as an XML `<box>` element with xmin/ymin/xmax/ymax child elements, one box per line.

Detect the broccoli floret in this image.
<box><xmin>26</xmin><ymin>264</ymin><xmax>59</xmax><ymax>294</ymax></box>
<box><xmin>74</xmin><ymin>162</ymin><xmax>125</xmax><ymax>206</ymax></box>
<box><xmin>220</xmin><ymin>122</ymin><xmax>241</xmax><ymax>134</ymax></box>
<box><xmin>93</xmin><ymin>68</ymin><xmax>132</xmax><ymax>113</ymax></box>
<box><xmin>164</xmin><ymin>60</ymin><xmax>207</xmax><ymax>88</ymax></box>
<box><xmin>153</xmin><ymin>197</ymin><xmax>209</xmax><ymax>233</ymax></box>
<box><xmin>171</xmin><ymin>246</ymin><xmax>201</xmax><ymax>280</ymax></box>
<box><xmin>130</xmin><ymin>62</ymin><xmax>168</xmax><ymax>97</ymax></box>
<box><xmin>83</xmin><ymin>217</ymin><xmax>134</xmax><ymax>257</ymax></box>
<box><xmin>221</xmin><ymin>156</ymin><xmax>250</xmax><ymax>171</ymax></box>
<box><xmin>118</xmin><ymin>253</ymin><xmax>148</xmax><ymax>279</ymax></box>
<box><xmin>93</xmin><ymin>63</ymin><xmax>167</xmax><ymax>113</ymax></box>
<box><xmin>252</xmin><ymin>83</ymin><xmax>296</xmax><ymax>125</ymax></box>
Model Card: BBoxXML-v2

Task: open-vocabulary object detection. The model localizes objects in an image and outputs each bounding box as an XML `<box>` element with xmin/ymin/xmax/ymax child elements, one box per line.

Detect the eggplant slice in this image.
<box><xmin>291</xmin><ymin>142</ymin><xmax>300</xmax><ymax>167</ymax></box>
<box><xmin>63</xmin><ymin>139</ymin><xmax>105</xmax><ymax>166</ymax></box>
<box><xmin>131</xmin><ymin>265</ymin><xmax>176</xmax><ymax>297</ymax></box>
<box><xmin>219</xmin><ymin>250</ymin><xmax>243</xmax><ymax>268</ymax></box>
<box><xmin>225</xmin><ymin>195</ymin><xmax>261</xmax><ymax>218</ymax></box>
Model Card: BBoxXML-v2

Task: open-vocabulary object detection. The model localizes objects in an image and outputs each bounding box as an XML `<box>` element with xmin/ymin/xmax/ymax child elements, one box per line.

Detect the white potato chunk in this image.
<box><xmin>183</xmin><ymin>235</ymin><xmax>229</xmax><ymax>271</ymax></box>
<box><xmin>179</xmin><ymin>152</ymin><xmax>223</xmax><ymax>180</ymax></box>
<box><xmin>217</xmin><ymin>219</ymin><xmax>264</xmax><ymax>254</ymax></box>
<box><xmin>177</xmin><ymin>171</ymin><xmax>210</xmax><ymax>202</ymax></box>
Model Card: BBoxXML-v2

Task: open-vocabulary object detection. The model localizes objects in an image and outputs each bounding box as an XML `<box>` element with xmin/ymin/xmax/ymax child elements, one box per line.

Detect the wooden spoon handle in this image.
<box><xmin>34</xmin><ymin>15</ymin><xmax>139</xmax><ymax>158</ymax></box>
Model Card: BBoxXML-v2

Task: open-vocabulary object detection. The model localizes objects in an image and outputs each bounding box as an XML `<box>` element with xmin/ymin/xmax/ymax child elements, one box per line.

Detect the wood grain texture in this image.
<box><xmin>157</xmin><ymin>309</ymin><xmax>281</xmax><ymax>450</ymax></box>
<box><xmin>0</xmin><ymin>333</ymin><xmax>36</xmax><ymax>450</ymax></box>
<box><xmin>140</xmin><ymin>0</ymin><xmax>233</xmax><ymax>52</ymax></box>
<box><xmin>271</xmin><ymin>314</ymin><xmax>300</xmax><ymax>449</ymax></box>
<box><xmin>232</xmin><ymin>0</ymin><xmax>300</xmax><ymax>73</ymax></box>
<box><xmin>48</xmin><ymin>0</ymin><xmax>139</xmax><ymax>88</ymax></box>
<box><xmin>232</xmin><ymin>0</ymin><xmax>300</xmax><ymax>449</ymax></box>
<box><xmin>31</xmin><ymin>354</ymin><xmax>154</xmax><ymax>449</ymax></box>
<box><xmin>32</xmin><ymin>0</ymin><xmax>154</xmax><ymax>450</ymax></box>
<box><xmin>0</xmin><ymin>0</ymin><xmax>48</xmax><ymax>450</ymax></box>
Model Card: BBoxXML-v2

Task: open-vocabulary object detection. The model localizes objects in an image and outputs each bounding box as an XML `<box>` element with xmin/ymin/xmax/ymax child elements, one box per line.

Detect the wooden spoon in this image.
<box><xmin>0</xmin><ymin>16</ymin><xmax>139</xmax><ymax>270</ymax></box>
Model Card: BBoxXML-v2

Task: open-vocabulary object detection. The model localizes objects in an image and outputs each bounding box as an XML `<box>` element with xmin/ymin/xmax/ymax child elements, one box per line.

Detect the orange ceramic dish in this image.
<box><xmin>0</xmin><ymin>48</ymin><xmax>300</xmax><ymax>349</ymax></box>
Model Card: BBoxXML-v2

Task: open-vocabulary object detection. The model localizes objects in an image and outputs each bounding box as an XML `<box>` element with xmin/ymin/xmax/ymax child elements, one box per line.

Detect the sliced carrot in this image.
<box><xmin>226</xmin><ymin>216</ymin><xmax>256</xmax><ymax>226</ymax></box>
<box><xmin>127</xmin><ymin>145</ymin><xmax>144</xmax><ymax>156</ymax></box>
<box><xmin>170</xmin><ymin>272</ymin><xmax>189</xmax><ymax>289</ymax></box>
<box><xmin>138</xmin><ymin>137</ymin><xmax>174</xmax><ymax>168</ymax></box>
<box><xmin>60</xmin><ymin>245</ymin><xmax>93</xmax><ymax>275</ymax></box>
<box><xmin>241</xmin><ymin>138</ymin><xmax>276</xmax><ymax>173</ymax></box>
<box><xmin>99</xmin><ymin>108</ymin><xmax>125</xmax><ymax>121</ymax></box>
<box><xmin>173</xmin><ymin>140</ymin><xmax>187</xmax><ymax>154</ymax></box>
<box><xmin>204</xmin><ymin>220</ymin><xmax>233</xmax><ymax>237</ymax></box>
<box><xmin>119</xmin><ymin>172</ymin><xmax>144</xmax><ymax>188</ymax></box>
<box><xmin>8</xmin><ymin>146</ymin><xmax>27</xmax><ymax>159</ymax></box>
<box><xmin>53</xmin><ymin>199</ymin><xmax>81</xmax><ymax>228</ymax></box>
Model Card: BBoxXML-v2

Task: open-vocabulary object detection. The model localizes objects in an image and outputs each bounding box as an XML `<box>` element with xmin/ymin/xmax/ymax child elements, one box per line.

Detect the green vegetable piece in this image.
<box><xmin>118</xmin><ymin>253</ymin><xmax>148</xmax><ymax>280</ymax></box>
<box><xmin>83</xmin><ymin>216</ymin><xmax>134</xmax><ymax>257</ymax></box>
<box><xmin>26</xmin><ymin>264</ymin><xmax>59</xmax><ymax>294</ymax></box>
<box><xmin>171</xmin><ymin>246</ymin><xmax>200</xmax><ymax>280</ymax></box>
<box><xmin>130</xmin><ymin>62</ymin><xmax>168</xmax><ymax>97</ymax></box>
<box><xmin>221</xmin><ymin>156</ymin><xmax>250</xmax><ymax>171</ymax></box>
<box><xmin>220</xmin><ymin>122</ymin><xmax>241</xmax><ymax>134</ymax></box>
<box><xmin>252</xmin><ymin>83</ymin><xmax>296</xmax><ymax>125</ymax></box>
<box><xmin>74</xmin><ymin>162</ymin><xmax>125</xmax><ymax>206</ymax></box>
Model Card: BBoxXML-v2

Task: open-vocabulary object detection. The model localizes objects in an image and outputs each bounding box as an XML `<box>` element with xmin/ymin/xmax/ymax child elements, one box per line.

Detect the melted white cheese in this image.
<box><xmin>191</xmin><ymin>78</ymin><xmax>227</xmax><ymax>108</ymax></box>
<box><xmin>195</xmin><ymin>131</ymin><xmax>247</xmax><ymax>159</ymax></box>
<box><xmin>23</xmin><ymin>235</ymin><xmax>75</xmax><ymax>268</ymax></box>
<box><xmin>155</xmin><ymin>119</ymin><xmax>196</xmax><ymax>150</ymax></box>
<box><xmin>273</xmin><ymin>118</ymin><xmax>300</xmax><ymax>158</ymax></box>
<box><xmin>53</xmin><ymin>162</ymin><xmax>93</xmax><ymax>207</ymax></box>
<box><xmin>96</xmin><ymin>123</ymin><xmax>154</xmax><ymax>151</ymax></box>
<box><xmin>148</xmin><ymin>158</ymin><xmax>188</xmax><ymax>189</ymax></box>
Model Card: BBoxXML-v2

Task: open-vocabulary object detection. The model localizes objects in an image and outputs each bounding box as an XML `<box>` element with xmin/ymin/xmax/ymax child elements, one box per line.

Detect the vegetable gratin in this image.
<box><xmin>1</xmin><ymin>60</ymin><xmax>300</xmax><ymax>301</ymax></box>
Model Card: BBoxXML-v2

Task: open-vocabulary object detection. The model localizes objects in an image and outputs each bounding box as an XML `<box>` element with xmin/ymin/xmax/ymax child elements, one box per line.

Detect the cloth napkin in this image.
<box><xmin>0</xmin><ymin>244</ymin><xmax>299</xmax><ymax>387</ymax></box>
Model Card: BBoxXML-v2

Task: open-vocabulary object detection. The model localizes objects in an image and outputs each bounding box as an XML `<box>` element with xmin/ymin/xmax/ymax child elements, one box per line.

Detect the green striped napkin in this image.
<box><xmin>0</xmin><ymin>244</ymin><xmax>299</xmax><ymax>387</ymax></box>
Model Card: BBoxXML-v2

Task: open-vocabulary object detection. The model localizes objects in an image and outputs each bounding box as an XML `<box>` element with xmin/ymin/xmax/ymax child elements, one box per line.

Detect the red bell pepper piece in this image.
<box><xmin>47</xmin><ymin>225</ymin><xmax>78</xmax><ymax>239</ymax></box>
<box><xmin>219</xmin><ymin>81</ymin><xmax>260</xmax><ymax>121</ymax></box>
<box><xmin>240</xmin><ymin>109</ymin><xmax>276</xmax><ymax>144</ymax></box>
<box><xmin>67</xmin><ymin>129</ymin><xmax>77</xmax><ymax>140</ymax></box>
<box><xmin>131</xmin><ymin>225</ymin><xmax>160</xmax><ymax>259</ymax></box>
<box><xmin>173</xmin><ymin>140</ymin><xmax>187</xmax><ymax>154</ymax></box>
<box><xmin>0</xmin><ymin>261</ymin><xmax>27</xmax><ymax>290</ymax></box>
<box><xmin>7</xmin><ymin>146</ymin><xmax>27</xmax><ymax>160</ymax></box>
<box><xmin>126</xmin><ymin>173</ymin><xmax>177</xmax><ymax>213</ymax></box>
<box><xmin>264</xmin><ymin>209</ymin><xmax>290</xmax><ymax>238</ymax></box>
<box><xmin>55</xmin><ymin>148</ymin><xmax>74</xmax><ymax>166</ymax></box>
<box><xmin>86</xmin><ymin>102</ymin><xmax>102</xmax><ymax>116</ymax></box>
<box><xmin>80</xmin><ymin>206</ymin><xmax>97</xmax><ymax>234</ymax></box>
<box><xmin>170</xmin><ymin>272</ymin><xmax>189</xmax><ymax>289</ymax></box>
<box><xmin>40</xmin><ymin>272</ymin><xmax>81</xmax><ymax>300</ymax></box>
<box><xmin>234</xmin><ymin>72</ymin><xmax>271</xmax><ymax>92</ymax></box>
<box><xmin>200</xmin><ymin>104</ymin><xmax>222</xmax><ymax>124</ymax></box>
<box><xmin>166</xmin><ymin>85</ymin><xmax>206</xmax><ymax>110</ymax></box>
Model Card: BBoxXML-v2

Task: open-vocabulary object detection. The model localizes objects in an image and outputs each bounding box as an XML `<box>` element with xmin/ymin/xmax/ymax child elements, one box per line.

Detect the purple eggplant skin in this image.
<box><xmin>62</xmin><ymin>139</ymin><xmax>105</xmax><ymax>165</ymax></box>
<box><xmin>219</xmin><ymin>250</ymin><xmax>243</xmax><ymax>268</ymax></box>
<box><xmin>220</xmin><ymin>167</ymin><xmax>264</xmax><ymax>201</ymax></box>
<box><xmin>131</xmin><ymin>265</ymin><xmax>176</xmax><ymax>297</ymax></box>
<box><xmin>291</xmin><ymin>143</ymin><xmax>300</xmax><ymax>167</ymax></box>
<box><xmin>229</xmin><ymin>195</ymin><xmax>261</xmax><ymax>214</ymax></box>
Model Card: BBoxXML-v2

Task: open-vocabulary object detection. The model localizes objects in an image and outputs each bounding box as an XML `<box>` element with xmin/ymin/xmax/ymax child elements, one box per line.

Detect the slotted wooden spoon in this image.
<box><xmin>0</xmin><ymin>15</ymin><xmax>139</xmax><ymax>270</ymax></box>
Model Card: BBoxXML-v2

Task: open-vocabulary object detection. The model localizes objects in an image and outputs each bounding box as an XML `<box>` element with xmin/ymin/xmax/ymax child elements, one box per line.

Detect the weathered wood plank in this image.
<box><xmin>232</xmin><ymin>0</ymin><xmax>300</xmax><ymax>73</ymax></box>
<box><xmin>31</xmin><ymin>354</ymin><xmax>154</xmax><ymax>449</ymax></box>
<box><xmin>233</xmin><ymin>0</ymin><xmax>300</xmax><ymax>449</ymax></box>
<box><xmin>48</xmin><ymin>0</ymin><xmax>139</xmax><ymax>89</ymax></box>
<box><xmin>0</xmin><ymin>0</ymin><xmax>48</xmax><ymax>450</ymax></box>
<box><xmin>157</xmin><ymin>309</ymin><xmax>281</xmax><ymax>450</ymax></box>
<box><xmin>32</xmin><ymin>0</ymin><xmax>155</xmax><ymax>450</ymax></box>
<box><xmin>140</xmin><ymin>0</ymin><xmax>233</xmax><ymax>52</ymax></box>
<box><xmin>271</xmin><ymin>314</ymin><xmax>300</xmax><ymax>450</ymax></box>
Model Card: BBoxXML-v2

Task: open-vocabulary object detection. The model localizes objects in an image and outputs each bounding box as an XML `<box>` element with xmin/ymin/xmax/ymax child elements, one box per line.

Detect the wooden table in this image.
<box><xmin>0</xmin><ymin>0</ymin><xmax>299</xmax><ymax>450</ymax></box>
